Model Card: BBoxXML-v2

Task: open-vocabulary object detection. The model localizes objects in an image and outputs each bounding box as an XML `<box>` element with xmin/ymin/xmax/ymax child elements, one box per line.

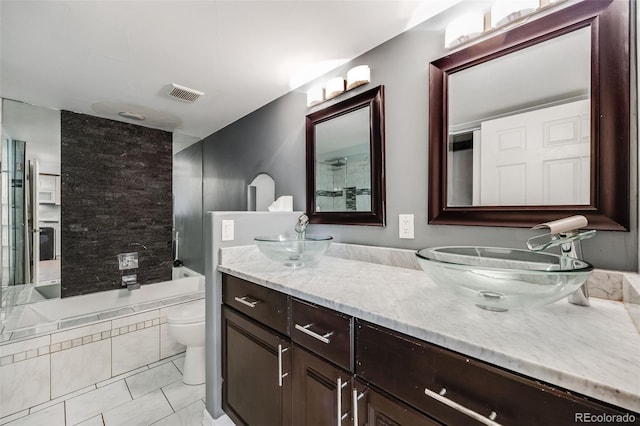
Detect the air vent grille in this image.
<box><xmin>166</xmin><ymin>83</ymin><xmax>204</xmax><ymax>103</ymax></box>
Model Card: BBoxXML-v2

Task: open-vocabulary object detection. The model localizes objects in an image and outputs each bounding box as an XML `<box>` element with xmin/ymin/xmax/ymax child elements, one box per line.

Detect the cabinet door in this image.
<box><xmin>222</xmin><ymin>306</ymin><xmax>291</xmax><ymax>426</ymax></box>
<box><xmin>353</xmin><ymin>379</ymin><xmax>440</xmax><ymax>426</ymax></box>
<box><xmin>292</xmin><ymin>345</ymin><xmax>352</xmax><ymax>426</ymax></box>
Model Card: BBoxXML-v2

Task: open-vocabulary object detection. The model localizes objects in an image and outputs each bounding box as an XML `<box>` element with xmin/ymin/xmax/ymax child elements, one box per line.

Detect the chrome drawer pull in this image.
<box><xmin>424</xmin><ymin>387</ymin><xmax>501</xmax><ymax>426</ymax></box>
<box><xmin>337</xmin><ymin>377</ymin><xmax>349</xmax><ymax>424</ymax></box>
<box><xmin>352</xmin><ymin>389</ymin><xmax>366</xmax><ymax>426</ymax></box>
<box><xmin>277</xmin><ymin>345</ymin><xmax>289</xmax><ymax>387</ymax></box>
<box><xmin>294</xmin><ymin>323</ymin><xmax>333</xmax><ymax>344</ymax></box>
<box><xmin>234</xmin><ymin>296</ymin><xmax>260</xmax><ymax>308</ymax></box>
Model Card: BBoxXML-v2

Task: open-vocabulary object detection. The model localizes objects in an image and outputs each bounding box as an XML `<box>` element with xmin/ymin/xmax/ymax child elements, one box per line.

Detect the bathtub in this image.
<box><xmin>2</xmin><ymin>272</ymin><xmax>204</xmax><ymax>337</ymax></box>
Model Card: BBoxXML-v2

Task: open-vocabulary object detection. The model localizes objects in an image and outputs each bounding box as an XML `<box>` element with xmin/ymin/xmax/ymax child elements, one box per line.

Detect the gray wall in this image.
<box><xmin>194</xmin><ymin>14</ymin><xmax>637</xmax><ymax>272</ymax></box>
<box><xmin>173</xmin><ymin>142</ymin><xmax>204</xmax><ymax>273</ymax></box>
<box><xmin>61</xmin><ymin>111</ymin><xmax>173</xmax><ymax>297</ymax></box>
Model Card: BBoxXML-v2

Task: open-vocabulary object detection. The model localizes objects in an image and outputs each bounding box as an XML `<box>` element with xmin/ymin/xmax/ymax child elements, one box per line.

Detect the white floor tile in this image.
<box><xmin>65</xmin><ymin>381</ymin><xmax>131</xmax><ymax>425</ymax></box>
<box><xmin>96</xmin><ymin>366</ymin><xmax>148</xmax><ymax>388</ymax></box>
<box><xmin>125</xmin><ymin>362</ymin><xmax>182</xmax><ymax>399</ymax></box>
<box><xmin>148</xmin><ymin>353</ymin><xmax>185</xmax><ymax>370</ymax></box>
<box><xmin>4</xmin><ymin>403</ymin><xmax>64</xmax><ymax>426</ymax></box>
<box><xmin>29</xmin><ymin>384</ymin><xmax>96</xmax><ymax>414</ymax></box>
<box><xmin>212</xmin><ymin>414</ymin><xmax>235</xmax><ymax>426</ymax></box>
<box><xmin>76</xmin><ymin>415</ymin><xmax>105</xmax><ymax>426</ymax></box>
<box><xmin>152</xmin><ymin>399</ymin><xmax>205</xmax><ymax>426</ymax></box>
<box><xmin>173</xmin><ymin>356</ymin><xmax>186</xmax><ymax>375</ymax></box>
<box><xmin>162</xmin><ymin>380</ymin><xmax>206</xmax><ymax>412</ymax></box>
<box><xmin>102</xmin><ymin>389</ymin><xmax>173</xmax><ymax>426</ymax></box>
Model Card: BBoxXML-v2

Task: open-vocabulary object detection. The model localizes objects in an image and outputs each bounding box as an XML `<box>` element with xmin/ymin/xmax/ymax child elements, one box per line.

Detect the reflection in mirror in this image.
<box><xmin>315</xmin><ymin>107</ymin><xmax>371</xmax><ymax>212</ymax></box>
<box><xmin>1</xmin><ymin>99</ymin><xmax>61</xmax><ymax>315</ymax></box>
<box><xmin>306</xmin><ymin>85</ymin><xmax>385</xmax><ymax>226</ymax></box>
<box><xmin>447</xmin><ymin>27</ymin><xmax>591</xmax><ymax>207</ymax></box>
<box><xmin>428</xmin><ymin>0</ymin><xmax>630</xmax><ymax>230</ymax></box>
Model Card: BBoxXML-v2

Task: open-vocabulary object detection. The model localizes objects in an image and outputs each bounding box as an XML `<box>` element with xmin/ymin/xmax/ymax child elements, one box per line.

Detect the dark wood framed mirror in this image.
<box><xmin>306</xmin><ymin>85</ymin><xmax>385</xmax><ymax>225</ymax></box>
<box><xmin>428</xmin><ymin>0</ymin><xmax>630</xmax><ymax>230</ymax></box>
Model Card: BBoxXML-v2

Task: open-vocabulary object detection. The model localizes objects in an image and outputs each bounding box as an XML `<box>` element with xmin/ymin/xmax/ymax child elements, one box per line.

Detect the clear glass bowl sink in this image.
<box><xmin>255</xmin><ymin>234</ymin><xmax>332</xmax><ymax>267</ymax></box>
<box><xmin>416</xmin><ymin>246</ymin><xmax>594</xmax><ymax>311</ymax></box>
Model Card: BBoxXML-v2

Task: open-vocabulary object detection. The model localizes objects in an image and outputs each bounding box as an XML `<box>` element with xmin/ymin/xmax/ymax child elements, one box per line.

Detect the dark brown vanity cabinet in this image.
<box><xmin>222</xmin><ymin>275</ymin><xmax>293</xmax><ymax>426</ymax></box>
<box><xmin>356</xmin><ymin>320</ymin><xmax>639</xmax><ymax>426</ymax></box>
<box><xmin>222</xmin><ymin>274</ymin><xmax>637</xmax><ymax>426</ymax></box>
<box><xmin>353</xmin><ymin>379</ymin><xmax>440</xmax><ymax>426</ymax></box>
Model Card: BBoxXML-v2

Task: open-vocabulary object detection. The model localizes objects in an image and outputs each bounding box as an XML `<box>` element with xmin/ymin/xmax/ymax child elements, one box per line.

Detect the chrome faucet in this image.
<box><xmin>122</xmin><ymin>274</ymin><xmax>140</xmax><ymax>291</ymax></box>
<box><xmin>295</xmin><ymin>214</ymin><xmax>309</xmax><ymax>239</ymax></box>
<box><xmin>526</xmin><ymin>215</ymin><xmax>596</xmax><ymax>306</ymax></box>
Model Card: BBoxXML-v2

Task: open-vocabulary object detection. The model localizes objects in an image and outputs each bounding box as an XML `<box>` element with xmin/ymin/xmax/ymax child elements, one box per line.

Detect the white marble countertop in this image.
<box><xmin>218</xmin><ymin>255</ymin><xmax>640</xmax><ymax>413</ymax></box>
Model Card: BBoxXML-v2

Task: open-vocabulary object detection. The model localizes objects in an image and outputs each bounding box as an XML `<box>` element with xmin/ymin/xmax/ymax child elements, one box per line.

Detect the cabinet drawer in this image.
<box><xmin>222</xmin><ymin>274</ymin><xmax>290</xmax><ymax>335</ymax></box>
<box><xmin>356</xmin><ymin>320</ymin><xmax>637</xmax><ymax>426</ymax></box>
<box><xmin>291</xmin><ymin>298</ymin><xmax>353</xmax><ymax>372</ymax></box>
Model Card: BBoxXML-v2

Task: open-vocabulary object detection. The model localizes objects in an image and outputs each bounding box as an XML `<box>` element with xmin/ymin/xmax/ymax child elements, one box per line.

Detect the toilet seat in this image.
<box><xmin>167</xmin><ymin>299</ymin><xmax>205</xmax><ymax>324</ymax></box>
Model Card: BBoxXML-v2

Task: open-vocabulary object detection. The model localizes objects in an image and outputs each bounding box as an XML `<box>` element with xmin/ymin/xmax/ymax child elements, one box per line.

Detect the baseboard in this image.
<box><xmin>202</xmin><ymin>408</ymin><xmax>234</xmax><ymax>426</ymax></box>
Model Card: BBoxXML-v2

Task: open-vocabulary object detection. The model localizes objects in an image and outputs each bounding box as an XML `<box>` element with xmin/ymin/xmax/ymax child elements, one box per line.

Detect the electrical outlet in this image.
<box><xmin>399</xmin><ymin>214</ymin><xmax>414</xmax><ymax>239</ymax></box>
<box><xmin>222</xmin><ymin>219</ymin><xmax>235</xmax><ymax>241</ymax></box>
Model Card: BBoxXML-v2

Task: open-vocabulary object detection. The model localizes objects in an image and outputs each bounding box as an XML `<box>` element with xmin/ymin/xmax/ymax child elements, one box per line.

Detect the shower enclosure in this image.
<box><xmin>315</xmin><ymin>152</ymin><xmax>371</xmax><ymax>212</ymax></box>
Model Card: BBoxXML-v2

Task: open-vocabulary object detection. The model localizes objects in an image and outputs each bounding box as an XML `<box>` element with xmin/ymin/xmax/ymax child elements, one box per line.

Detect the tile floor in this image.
<box><xmin>0</xmin><ymin>353</ymin><xmax>209</xmax><ymax>426</ymax></box>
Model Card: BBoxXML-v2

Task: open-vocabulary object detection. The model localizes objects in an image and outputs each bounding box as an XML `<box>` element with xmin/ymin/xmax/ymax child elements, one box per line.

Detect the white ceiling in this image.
<box><xmin>1</xmin><ymin>0</ymin><xmax>461</xmax><ymax>143</ymax></box>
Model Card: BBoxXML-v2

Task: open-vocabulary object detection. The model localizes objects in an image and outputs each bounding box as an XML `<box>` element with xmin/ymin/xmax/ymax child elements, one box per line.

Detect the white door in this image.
<box><xmin>477</xmin><ymin>99</ymin><xmax>590</xmax><ymax>206</ymax></box>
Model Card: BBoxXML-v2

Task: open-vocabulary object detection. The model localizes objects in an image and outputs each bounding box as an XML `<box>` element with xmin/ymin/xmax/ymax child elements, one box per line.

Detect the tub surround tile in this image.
<box><xmin>112</xmin><ymin>326</ymin><xmax>159</xmax><ymax>376</ymax></box>
<box><xmin>0</xmin><ymin>355</ymin><xmax>50</xmax><ymax>417</ymax></box>
<box><xmin>125</xmin><ymin>361</ymin><xmax>182</xmax><ymax>399</ymax></box>
<box><xmin>51</xmin><ymin>322</ymin><xmax>111</xmax><ymax>345</ymax></box>
<box><xmin>51</xmin><ymin>339</ymin><xmax>111</xmax><ymax>398</ymax></box>
<box><xmin>61</xmin><ymin>111</ymin><xmax>172</xmax><ymax>298</ymax></box>
<box><xmin>0</xmin><ymin>335</ymin><xmax>50</xmax><ymax>358</ymax></box>
<box><xmin>152</xmin><ymin>399</ymin><xmax>205</xmax><ymax>426</ymax></box>
<box><xmin>111</xmin><ymin>310</ymin><xmax>159</xmax><ymax>330</ymax></box>
<box><xmin>102</xmin><ymin>389</ymin><xmax>173</xmax><ymax>426</ymax></box>
<box><xmin>65</xmin><ymin>381</ymin><xmax>131</xmax><ymax>425</ymax></box>
<box><xmin>218</xmin><ymin>255</ymin><xmax>640</xmax><ymax>413</ymax></box>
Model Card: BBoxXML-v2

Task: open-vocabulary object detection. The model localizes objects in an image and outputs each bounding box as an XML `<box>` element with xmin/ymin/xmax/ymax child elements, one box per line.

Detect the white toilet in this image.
<box><xmin>167</xmin><ymin>299</ymin><xmax>206</xmax><ymax>385</ymax></box>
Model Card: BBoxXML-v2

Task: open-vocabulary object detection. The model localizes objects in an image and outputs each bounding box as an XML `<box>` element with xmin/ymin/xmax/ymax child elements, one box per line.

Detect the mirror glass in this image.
<box><xmin>447</xmin><ymin>27</ymin><xmax>591</xmax><ymax>207</ymax></box>
<box><xmin>306</xmin><ymin>85</ymin><xmax>385</xmax><ymax>226</ymax></box>
<box><xmin>428</xmin><ymin>0</ymin><xmax>630</xmax><ymax>230</ymax></box>
<box><xmin>1</xmin><ymin>99</ymin><xmax>61</xmax><ymax>311</ymax></box>
<box><xmin>315</xmin><ymin>107</ymin><xmax>371</xmax><ymax>212</ymax></box>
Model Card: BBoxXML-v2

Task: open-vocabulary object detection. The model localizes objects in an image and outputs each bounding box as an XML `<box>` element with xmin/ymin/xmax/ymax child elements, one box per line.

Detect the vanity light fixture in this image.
<box><xmin>491</xmin><ymin>0</ymin><xmax>539</xmax><ymax>28</ymax></box>
<box><xmin>306</xmin><ymin>65</ymin><xmax>372</xmax><ymax>107</ymax></box>
<box><xmin>306</xmin><ymin>86</ymin><xmax>324</xmax><ymax>107</ymax></box>
<box><xmin>346</xmin><ymin>65</ymin><xmax>371</xmax><ymax>90</ymax></box>
<box><xmin>444</xmin><ymin>12</ymin><xmax>485</xmax><ymax>49</ymax></box>
<box><xmin>325</xmin><ymin>76</ymin><xmax>346</xmax><ymax>99</ymax></box>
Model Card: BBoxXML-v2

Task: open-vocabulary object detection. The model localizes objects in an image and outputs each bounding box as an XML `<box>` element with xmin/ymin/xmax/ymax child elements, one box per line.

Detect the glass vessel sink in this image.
<box><xmin>255</xmin><ymin>234</ymin><xmax>332</xmax><ymax>267</ymax></box>
<box><xmin>416</xmin><ymin>246</ymin><xmax>594</xmax><ymax>311</ymax></box>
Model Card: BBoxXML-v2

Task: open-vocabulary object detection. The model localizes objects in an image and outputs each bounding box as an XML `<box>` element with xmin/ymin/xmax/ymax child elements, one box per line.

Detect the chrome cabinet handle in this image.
<box><xmin>294</xmin><ymin>323</ymin><xmax>333</xmax><ymax>344</ymax></box>
<box><xmin>352</xmin><ymin>389</ymin><xmax>366</xmax><ymax>426</ymax></box>
<box><xmin>337</xmin><ymin>377</ymin><xmax>349</xmax><ymax>424</ymax></box>
<box><xmin>234</xmin><ymin>296</ymin><xmax>260</xmax><ymax>308</ymax></box>
<box><xmin>277</xmin><ymin>344</ymin><xmax>289</xmax><ymax>387</ymax></box>
<box><xmin>424</xmin><ymin>387</ymin><xmax>501</xmax><ymax>426</ymax></box>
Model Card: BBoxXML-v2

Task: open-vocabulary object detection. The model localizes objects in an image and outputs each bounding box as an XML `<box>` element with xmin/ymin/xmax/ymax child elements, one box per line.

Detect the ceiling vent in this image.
<box><xmin>165</xmin><ymin>83</ymin><xmax>204</xmax><ymax>103</ymax></box>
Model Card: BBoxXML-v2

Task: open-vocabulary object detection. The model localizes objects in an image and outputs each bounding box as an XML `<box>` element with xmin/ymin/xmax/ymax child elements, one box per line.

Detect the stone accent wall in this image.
<box><xmin>60</xmin><ymin>111</ymin><xmax>172</xmax><ymax>297</ymax></box>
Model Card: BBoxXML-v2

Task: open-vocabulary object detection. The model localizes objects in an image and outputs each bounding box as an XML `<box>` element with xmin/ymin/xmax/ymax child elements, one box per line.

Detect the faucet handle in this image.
<box><xmin>532</xmin><ymin>215</ymin><xmax>588</xmax><ymax>234</ymax></box>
